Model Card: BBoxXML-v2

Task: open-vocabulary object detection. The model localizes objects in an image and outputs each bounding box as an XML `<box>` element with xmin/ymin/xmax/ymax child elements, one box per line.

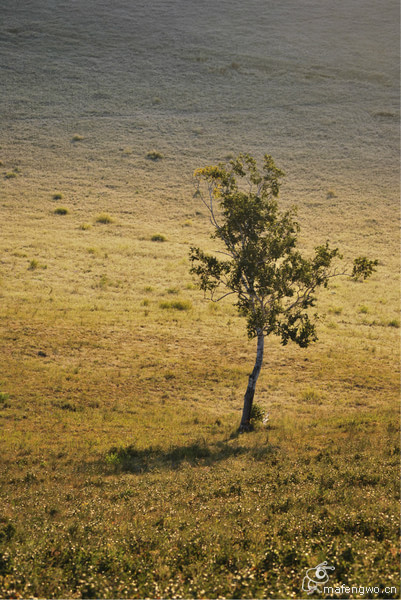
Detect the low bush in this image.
<box><xmin>146</xmin><ymin>150</ymin><xmax>164</xmax><ymax>161</ymax></box>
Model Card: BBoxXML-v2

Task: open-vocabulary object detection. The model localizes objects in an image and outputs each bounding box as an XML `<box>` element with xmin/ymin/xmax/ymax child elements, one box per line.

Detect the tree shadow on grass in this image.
<box><xmin>102</xmin><ymin>438</ymin><xmax>277</xmax><ymax>474</ymax></box>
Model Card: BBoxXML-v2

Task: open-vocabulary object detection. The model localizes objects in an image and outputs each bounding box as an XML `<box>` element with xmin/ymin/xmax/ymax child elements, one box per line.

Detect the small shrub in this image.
<box><xmin>4</xmin><ymin>172</ymin><xmax>17</xmax><ymax>179</ymax></box>
<box><xmin>146</xmin><ymin>150</ymin><xmax>164</xmax><ymax>161</ymax></box>
<box><xmin>54</xmin><ymin>207</ymin><xmax>69</xmax><ymax>215</ymax></box>
<box><xmin>105</xmin><ymin>445</ymin><xmax>140</xmax><ymax>471</ymax></box>
<box><xmin>250</xmin><ymin>403</ymin><xmax>265</xmax><ymax>423</ymax></box>
<box><xmin>72</xmin><ymin>134</ymin><xmax>84</xmax><ymax>142</ymax></box>
<box><xmin>79</xmin><ymin>223</ymin><xmax>91</xmax><ymax>230</ymax></box>
<box><xmin>159</xmin><ymin>299</ymin><xmax>192</xmax><ymax>311</ymax></box>
<box><xmin>151</xmin><ymin>234</ymin><xmax>166</xmax><ymax>242</ymax></box>
<box><xmin>359</xmin><ymin>305</ymin><xmax>369</xmax><ymax>314</ymax></box>
<box><xmin>388</xmin><ymin>319</ymin><xmax>400</xmax><ymax>328</ymax></box>
<box><xmin>104</xmin><ymin>451</ymin><xmax>121</xmax><ymax>467</ymax></box>
<box><xmin>52</xmin><ymin>193</ymin><xmax>63</xmax><ymax>200</ymax></box>
<box><xmin>28</xmin><ymin>259</ymin><xmax>38</xmax><ymax>270</ymax></box>
<box><xmin>95</xmin><ymin>213</ymin><xmax>114</xmax><ymax>224</ymax></box>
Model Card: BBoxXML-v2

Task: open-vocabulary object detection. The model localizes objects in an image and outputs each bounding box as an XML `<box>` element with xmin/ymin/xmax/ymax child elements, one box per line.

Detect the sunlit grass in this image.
<box><xmin>0</xmin><ymin>99</ymin><xmax>399</xmax><ymax>600</ymax></box>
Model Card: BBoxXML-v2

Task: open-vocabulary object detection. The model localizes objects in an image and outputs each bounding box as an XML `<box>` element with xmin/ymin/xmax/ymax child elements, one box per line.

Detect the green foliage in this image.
<box><xmin>352</xmin><ymin>256</ymin><xmax>379</xmax><ymax>280</ymax></box>
<box><xmin>190</xmin><ymin>154</ymin><xmax>377</xmax><ymax>345</ymax></box>
<box><xmin>151</xmin><ymin>233</ymin><xmax>166</xmax><ymax>242</ymax></box>
<box><xmin>250</xmin><ymin>402</ymin><xmax>265</xmax><ymax>423</ymax></box>
<box><xmin>54</xmin><ymin>206</ymin><xmax>69</xmax><ymax>215</ymax></box>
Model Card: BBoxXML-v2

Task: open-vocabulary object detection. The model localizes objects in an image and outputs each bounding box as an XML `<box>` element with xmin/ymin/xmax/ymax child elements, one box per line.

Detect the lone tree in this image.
<box><xmin>189</xmin><ymin>154</ymin><xmax>378</xmax><ymax>432</ymax></box>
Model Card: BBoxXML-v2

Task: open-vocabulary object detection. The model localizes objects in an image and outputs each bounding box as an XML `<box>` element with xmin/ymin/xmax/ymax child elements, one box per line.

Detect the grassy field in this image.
<box><xmin>0</xmin><ymin>0</ymin><xmax>400</xmax><ymax>598</ymax></box>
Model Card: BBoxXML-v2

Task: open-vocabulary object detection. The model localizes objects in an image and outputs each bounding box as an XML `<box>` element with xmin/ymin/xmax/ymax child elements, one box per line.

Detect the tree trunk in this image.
<box><xmin>239</xmin><ymin>331</ymin><xmax>265</xmax><ymax>432</ymax></box>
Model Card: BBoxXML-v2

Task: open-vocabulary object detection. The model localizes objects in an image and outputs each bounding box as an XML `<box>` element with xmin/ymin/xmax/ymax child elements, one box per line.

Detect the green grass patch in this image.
<box><xmin>159</xmin><ymin>299</ymin><xmax>192</xmax><ymax>311</ymax></box>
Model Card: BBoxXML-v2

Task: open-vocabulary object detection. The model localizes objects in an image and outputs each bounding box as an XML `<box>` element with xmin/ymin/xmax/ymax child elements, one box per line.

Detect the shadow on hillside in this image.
<box><xmin>102</xmin><ymin>438</ymin><xmax>277</xmax><ymax>474</ymax></box>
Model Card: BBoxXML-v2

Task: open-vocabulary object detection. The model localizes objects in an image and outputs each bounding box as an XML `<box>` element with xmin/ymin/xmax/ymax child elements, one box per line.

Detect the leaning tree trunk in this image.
<box><xmin>239</xmin><ymin>331</ymin><xmax>265</xmax><ymax>432</ymax></box>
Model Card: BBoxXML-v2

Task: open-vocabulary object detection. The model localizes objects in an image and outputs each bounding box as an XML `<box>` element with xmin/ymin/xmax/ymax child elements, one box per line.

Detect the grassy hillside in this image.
<box><xmin>0</xmin><ymin>0</ymin><xmax>399</xmax><ymax>598</ymax></box>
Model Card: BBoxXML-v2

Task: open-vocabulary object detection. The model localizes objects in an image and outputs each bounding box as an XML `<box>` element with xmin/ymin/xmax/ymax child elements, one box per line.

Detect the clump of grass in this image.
<box><xmin>98</xmin><ymin>274</ymin><xmax>110</xmax><ymax>289</ymax></box>
<box><xmin>151</xmin><ymin>234</ymin><xmax>166</xmax><ymax>242</ymax></box>
<box><xmin>388</xmin><ymin>319</ymin><xmax>400</xmax><ymax>328</ymax></box>
<box><xmin>159</xmin><ymin>299</ymin><xmax>192</xmax><ymax>311</ymax></box>
<box><xmin>326</xmin><ymin>190</ymin><xmax>337</xmax><ymax>199</ymax></box>
<box><xmin>0</xmin><ymin>392</ymin><xmax>10</xmax><ymax>405</ymax></box>
<box><xmin>146</xmin><ymin>150</ymin><xmax>164</xmax><ymax>161</ymax></box>
<box><xmin>328</xmin><ymin>305</ymin><xmax>343</xmax><ymax>315</ymax></box>
<box><xmin>28</xmin><ymin>259</ymin><xmax>46</xmax><ymax>270</ymax></box>
<box><xmin>95</xmin><ymin>213</ymin><xmax>114</xmax><ymax>224</ymax></box>
<box><xmin>164</xmin><ymin>371</ymin><xmax>175</xmax><ymax>380</ymax></box>
<box><xmin>28</xmin><ymin>259</ymin><xmax>39</xmax><ymax>271</ymax></box>
<box><xmin>79</xmin><ymin>223</ymin><xmax>91</xmax><ymax>230</ymax></box>
<box><xmin>58</xmin><ymin>401</ymin><xmax>78</xmax><ymax>412</ymax></box>
<box><xmin>359</xmin><ymin>305</ymin><xmax>369</xmax><ymax>314</ymax></box>
<box><xmin>52</xmin><ymin>193</ymin><xmax>63</xmax><ymax>200</ymax></box>
<box><xmin>4</xmin><ymin>172</ymin><xmax>17</xmax><ymax>179</ymax></box>
<box><xmin>71</xmin><ymin>134</ymin><xmax>84</xmax><ymax>142</ymax></box>
<box><xmin>54</xmin><ymin>207</ymin><xmax>69</xmax><ymax>215</ymax></box>
<box><xmin>301</xmin><ymin>386</ymin><xmax>323</xmax><ymax>404</ymax></box>
<box><xmin>167</xmin><ymin>287</ymin><xmax>180</xmax><ymax>294</ymax></box>
<box><xmin>141</xmin><ymin>299</ymin><xmax>150</xmax><ymax>307</ymax></box>
<box><xmin>182</xmin><ymin>219</ymin><xmax>193</xmax><ymax>227</ymax></box>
